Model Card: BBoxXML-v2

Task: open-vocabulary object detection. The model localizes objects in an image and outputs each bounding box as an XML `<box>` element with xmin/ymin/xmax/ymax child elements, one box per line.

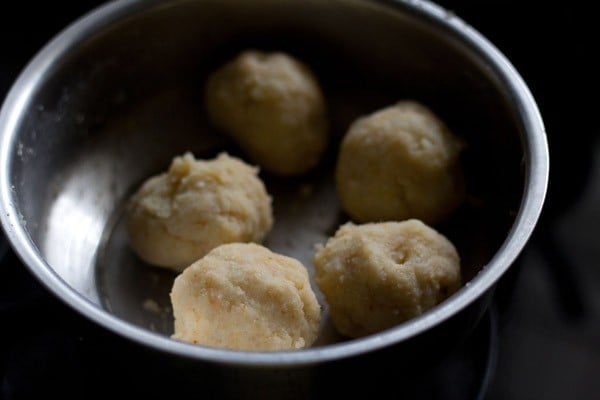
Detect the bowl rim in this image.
<box><xmin>0</xmin><ymin>0</ymin><xmax>548</xmax><ymax>367</ymax></box>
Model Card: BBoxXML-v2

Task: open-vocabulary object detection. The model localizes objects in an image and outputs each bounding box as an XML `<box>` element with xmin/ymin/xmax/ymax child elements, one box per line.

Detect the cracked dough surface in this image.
<box><xmin>126</xmin><ymin>152</ymin><xmax>272</xmax><ymax>272</ymax></box>
<box><xmin>336</xmin><ymin>101</ymin><xmax>464</xmax><ymax>224</ymax></box>
<box><xmin>170</xmin><ymin>243</ymin><xmax>321</xmax><ymax>351</ymax></box>
<box><xmin>313</xmin><ymin>219</ymin><xmax>461</xmax><ymax>338</ymax></box>
<box><xmin>205</xmin><ymin>50</ymin><xmax>328</xmax><ymax>176</ymax></box>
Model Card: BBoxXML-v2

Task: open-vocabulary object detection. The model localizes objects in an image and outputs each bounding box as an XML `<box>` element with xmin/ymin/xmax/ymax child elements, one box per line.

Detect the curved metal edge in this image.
<box><xmin>0</xmin><ymin>0</ymin><xmax>549</xmax><ymax>368</ymax></box>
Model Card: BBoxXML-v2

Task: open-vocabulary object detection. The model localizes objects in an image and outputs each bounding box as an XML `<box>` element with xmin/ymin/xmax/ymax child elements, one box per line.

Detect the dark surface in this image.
<box><xmin>434</xmin><ymin>1</ymin><xmax>600</xmax><ymax>399</ymax></box>
<box><xmin>1</xmin><ymin>1</ymin><xmax>599</xmax><ymax>399</ymax></box>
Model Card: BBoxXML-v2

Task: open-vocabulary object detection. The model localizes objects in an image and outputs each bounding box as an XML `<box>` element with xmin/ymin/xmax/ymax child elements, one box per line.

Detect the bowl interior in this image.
<box><xmin>6</xmin><ymin>0</ymin><xmax>523</xmax><ymax>346</ymax></box>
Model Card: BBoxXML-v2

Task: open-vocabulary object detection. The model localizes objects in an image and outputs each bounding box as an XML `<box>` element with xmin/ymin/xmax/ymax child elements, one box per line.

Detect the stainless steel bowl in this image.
<box><xmin>0</xmin><ymin>0</ymin><xmax>548</xmax><ymax>395</ymax></box>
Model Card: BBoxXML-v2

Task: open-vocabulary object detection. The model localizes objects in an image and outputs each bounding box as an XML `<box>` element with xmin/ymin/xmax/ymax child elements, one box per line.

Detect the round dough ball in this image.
<box><xmin>336</xmin><ymin>101</ymin><xmax>465</xmax><ymax>224</ymax></box>
<box><xmin>205</xmin><ymin>50</ymin><xmax>329</xmax><ymax>176</ymax></box>
<box><xmin>313</xmin><ymin>220</ymin><xmax>461</xmax><ymax>338</ymax></box>
<box><xmin>127</xmin><ymin>152</ymin><xmax>273</xmax><ymax>272</ymax></box>
<box><xmin>170</xmin><ymin>243</ymin><xmax>322</xmax><ymax>351</ymax></box>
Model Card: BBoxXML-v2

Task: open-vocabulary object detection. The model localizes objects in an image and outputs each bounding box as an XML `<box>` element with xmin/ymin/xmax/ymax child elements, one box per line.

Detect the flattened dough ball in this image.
<box><xmin>336</xmin><ymin>101</ymin><xmax>465</xmax><ymax>224</ymax></box>
<box><xmin>170</xmin><ymin>243</ymin><xmax>322</xmax><ymax>351</ymax></box>
<box><xmin>126</xmin><ymin>152</ymin><xmax>273</xmax><ymax>272</ymax></box>
<box><xmin>313</xmin><ymin>220</ymin><xmax>461</xmax><ymax>338</ymax></box>
<box><xmin>205</xmin><ymin>50</ymin><xmax>329</xmax><ymax>175</ymax></box>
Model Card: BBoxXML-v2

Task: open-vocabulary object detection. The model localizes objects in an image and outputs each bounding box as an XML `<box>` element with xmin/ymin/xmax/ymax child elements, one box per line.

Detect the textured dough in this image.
<box><xmin>336</xmin><ymin>101</ymin><xmax>464</xmax><ymax>224</ymax></box>
<box><xmin>126</xmin><ymin>152</ymin><xmax>273</xmax><ymax>272</ymax></box>
<box><xmin>170</xmin><ymin>243</ymin><xmax>321</xmax><ymax>351</ymax></box>
<box><xmin>205</xmin><ymin>50</ymin><xmax>329</xmax><ymax>176</ymax></box>
<box><xmin>313</xmin><ymin>220</ymin><xmax>461</xmax><ymax>338</ymax></box>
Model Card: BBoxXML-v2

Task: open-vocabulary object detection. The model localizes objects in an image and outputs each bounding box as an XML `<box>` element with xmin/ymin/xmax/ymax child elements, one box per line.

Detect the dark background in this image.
<box><xmin>435</xmin><ymin>2</ymin><xmax>600</xmax><ymax>399</ymax></box>
<box><xmin>1</xmin><ymin>1</ymin><xmax>599</xmax><ymax>399</ymax></box>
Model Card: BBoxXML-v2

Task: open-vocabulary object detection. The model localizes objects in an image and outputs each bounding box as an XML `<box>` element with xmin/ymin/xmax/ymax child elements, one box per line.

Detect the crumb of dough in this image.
<box><xmin>313</xmin><ymin>219</ymin><xmax>461</xmax><ymax>338</ymax></box>
<box><xmin>142</xmin><ymin>299</ymin><xmax>162</xmax><ymax>314</ymax></box>
<box><xmin>336</xmin><ymin>100</ymin><xmax>465</xmax><ymax>224</ymax></box>
<box><xmin>170</xmin><ymin>243</ymin><xmax>321</xmax><ymax>351</ymax></box>
<box><xmin>126</xmin><ymin>152</ymin><xmax>273</xmax><ymax>272</ymax></box>
<box><xmin>205</xmin><ymin>50</ymin><xmax>329</xmax><ymax>176</ymax></box>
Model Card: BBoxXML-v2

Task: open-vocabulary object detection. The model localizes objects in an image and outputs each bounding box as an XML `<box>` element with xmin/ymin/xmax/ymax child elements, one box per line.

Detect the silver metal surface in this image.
<box><xmin>0</xmin><ymin>0</ymin><xmax>548</xmax><ymax>368</ymax></box>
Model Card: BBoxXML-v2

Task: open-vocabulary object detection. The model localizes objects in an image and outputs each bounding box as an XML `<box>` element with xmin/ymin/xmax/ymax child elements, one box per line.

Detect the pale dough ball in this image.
<box><xmin>126</xmin><ymin>152</ymin><xmax>273</xmax><ymax>272</ymax></box>
<box><xmin>170</xmin><ymin>243</ymin><xmax>322</xmax><ymax>351</ymax></box>
<box><xmin>313</xmin><ymin>220</ymin><xmax>461</xmax><ymax>338</ymax></box>
<box><xmin>205</xmin><ymin>50</ymin><xmax>329</xmax><ymax>176</ymax></box>
<box><xmin>336</xmin><ymin>101</ymin><xmax>465</xmax><ymax>224</ymax></box>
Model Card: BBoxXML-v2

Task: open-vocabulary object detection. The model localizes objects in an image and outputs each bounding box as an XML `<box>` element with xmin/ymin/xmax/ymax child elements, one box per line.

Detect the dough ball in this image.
<box><xmin>126</xmin><ymin>152</ymin><xmax>273</xmax><ymax>272</ymax></box>
<box><xmin>336</xmin><ymin>101</ymin><xmax>465</xmax><ymax>224</ymax></box>
<box><xmin>170</xmin><ymin>243</ymin><xmax>322</xmax><ymax>351</ymax></box>
<box><xmin>205</xmin><ymin>50</ymin><xmax>329</xmax><ymax>176</ymax></box>
<box><xmin>313</xmin><ymin>220</ymin><xmax>461</xmax><ymax>338</ymax></box>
